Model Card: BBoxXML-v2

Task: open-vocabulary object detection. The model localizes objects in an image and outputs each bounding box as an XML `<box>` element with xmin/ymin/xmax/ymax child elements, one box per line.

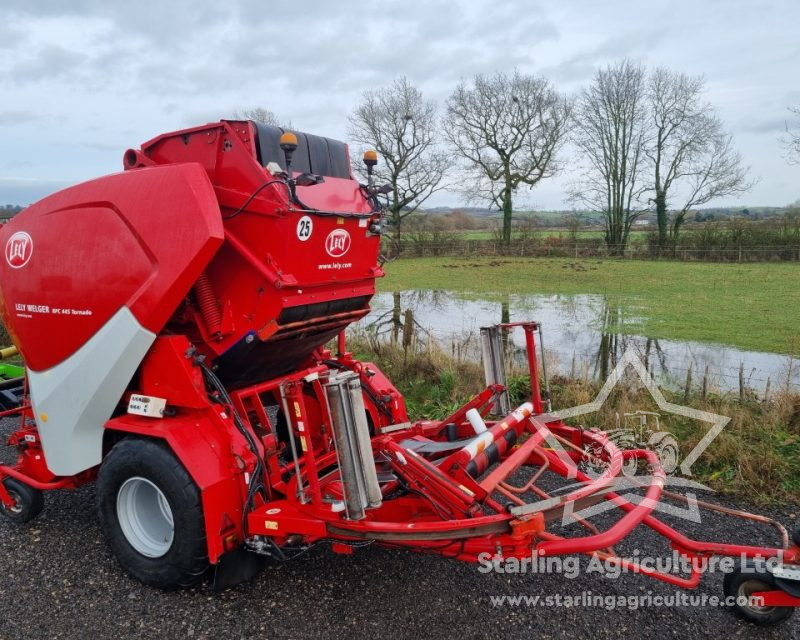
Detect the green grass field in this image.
<box><xmin>379</xmin><ymin>256</ymin><xmax>800</xmax><ymax>355</ymax></box>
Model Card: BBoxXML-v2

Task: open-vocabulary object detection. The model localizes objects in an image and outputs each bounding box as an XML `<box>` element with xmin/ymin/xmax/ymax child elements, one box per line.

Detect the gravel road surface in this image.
<box><xmin>1</xmin><ymin>418</ymin><xmax>798</xmax><ymax>640</ymax></box>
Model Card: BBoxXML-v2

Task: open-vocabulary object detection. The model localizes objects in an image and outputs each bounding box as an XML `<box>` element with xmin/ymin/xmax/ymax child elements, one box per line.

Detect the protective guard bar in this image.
<box><xmin>324</xmin><ymin>370</ymin><xmax>382</xmax><ymax>519</ymax></box>
<box><xmin>480</xmin><ymin>326</ymin><xmax>510</xmax><ymax>415</ymax></box>
<box><xmin>495</xmin><ymin>321</ymin><xmax>545</xmax><ymax>414</ymax></box>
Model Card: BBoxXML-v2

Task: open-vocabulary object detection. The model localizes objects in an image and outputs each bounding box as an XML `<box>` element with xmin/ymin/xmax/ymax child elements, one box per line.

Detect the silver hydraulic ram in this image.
<box><xmin>480</xmin><ymin>325</ymin><xmax>511</xmax><ymax>415</ymax></box>
<box><xmin>324</xmin><ymin>370</ymin><xmax>382</xmax><ymax>520</ymax></box>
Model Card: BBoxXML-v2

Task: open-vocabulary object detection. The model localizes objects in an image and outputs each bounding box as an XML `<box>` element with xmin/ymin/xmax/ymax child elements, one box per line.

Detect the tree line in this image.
<box><xmin>238</xmin><ymin>60</ymin><xmax>800</xmax><ymax>256</ymax></box>
<box><xmin>388</xmin><ymin>213</ymin><xmax>800</xmax><ymax>263</ymax></box>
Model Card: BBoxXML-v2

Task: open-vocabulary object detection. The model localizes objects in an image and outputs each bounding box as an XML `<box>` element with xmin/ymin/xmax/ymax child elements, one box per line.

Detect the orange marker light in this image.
<box><xmin>279</xmin><ymin>132</ymin><xmax>298</xmax><ymax>150</ymax></box>
<box><xmin>363</xmin><ymin>149</ymin><xmax>378</xmax><ymax>167</ymax></box>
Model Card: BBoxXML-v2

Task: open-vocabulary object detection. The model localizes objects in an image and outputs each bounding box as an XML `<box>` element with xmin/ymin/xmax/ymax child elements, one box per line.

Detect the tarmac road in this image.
<box><xmin>0</xmin><ymin>418</ymin><xmax>798</xmax><ymax>640</ymax></box>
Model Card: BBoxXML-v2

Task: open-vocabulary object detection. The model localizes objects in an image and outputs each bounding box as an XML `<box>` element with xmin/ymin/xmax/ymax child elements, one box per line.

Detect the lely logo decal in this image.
<box><xmin>5</xmin><ymin>231</ymin><xmax>33</xmax><ymax>269</ymax></box>
<box><xmin>325</xmin><ymin>229</ymin><xmax>351</xmax><ymax>257</ymax></box>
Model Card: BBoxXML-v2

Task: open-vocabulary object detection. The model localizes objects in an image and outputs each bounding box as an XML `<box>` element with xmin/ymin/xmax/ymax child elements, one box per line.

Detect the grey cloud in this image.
<box><xmin>5</xmin><ymin>45</ymin><xmax>88</xmax><ymax>84</ymax></box>
<box><xmin>543</xmin><ymin>28</ymin><xmax>667</xmax><ymax>87</ymax></box>
<box><xmin>0</xmin><ymin>178</ymin><xmax>73</xmax><ymax>206</ymax></box>
<box><xmin>739</xmin><ymin>115</ymin><xmax>793</xmax><ymax>135</ymax></box>
<box><xmin>0</xmin><ymin>0</ymin><xmax>798</xmax><ymax>208</ymax></box>
<box><xmin>0</xmin><ymin>111</ymin><xmax>43</xmax><ymax>126</ymax></box>
<box><xmin>6</xmin><ymin>1</ymin><xmax>228</xmax><ymax>44</ymax></box>
<box><xmin>83</xmin><ymin>141</ymin><xmax>127</xmax><ymax>152</ymax></box>
<box><xmin>5</xmin><ymin>0</ymin><xmax>104</xmax><ymax>16</ymax></box>
<box><xmin>5</xmin><ymin>0</ymin><xmax>559</xmax><ymax>100</ymax></box>
<box><xmin>0</xmin><ymin>21</ymin><xmax>26</xmax><ymax>49</ymax></box>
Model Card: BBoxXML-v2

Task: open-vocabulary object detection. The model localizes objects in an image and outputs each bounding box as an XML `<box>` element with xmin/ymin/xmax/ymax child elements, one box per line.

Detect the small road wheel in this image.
<box><xmin>0</xmin><ymin>477</ymin><xmax>43</xmax><ymax>523</ymax></box>
<box><xmin>723</xmin><ymin>561</ymin><xmax>795</xmax><ymax>625</ymax></box>
<box><xmin>97</xmin><ymin>438</ymin><xmax>208</xmax><ymax>589</ymax></box>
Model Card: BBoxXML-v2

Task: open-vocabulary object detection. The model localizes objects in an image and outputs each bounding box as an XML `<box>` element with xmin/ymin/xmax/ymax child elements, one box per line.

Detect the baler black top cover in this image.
<box><xmin>255</xmin><ymin>123</ymin><xmax>350</xmax><ymax>179</ymax></box>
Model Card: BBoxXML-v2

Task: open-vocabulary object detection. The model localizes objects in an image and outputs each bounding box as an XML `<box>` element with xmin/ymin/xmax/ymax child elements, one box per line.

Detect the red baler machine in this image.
<box><xmin>0</xmin><ymin>120</ymin><xmax>798</xmax><ymax>625</ymax></box>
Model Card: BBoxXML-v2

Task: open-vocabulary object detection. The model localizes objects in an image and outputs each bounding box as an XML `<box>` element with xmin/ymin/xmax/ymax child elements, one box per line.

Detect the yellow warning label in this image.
<box><xmin>293</xmin><ymin>401</ymin><xmax>301</xmax><ymax>418</ymax></box>
<box><xmin>264</xmin><ymin>520</ymin><xmax>279</xmax><ymax>530</ymax></box>
<box><xmin>300</xmin><ymin>436</ymin><xmax>308</xmax><ymax>452</ymax></box>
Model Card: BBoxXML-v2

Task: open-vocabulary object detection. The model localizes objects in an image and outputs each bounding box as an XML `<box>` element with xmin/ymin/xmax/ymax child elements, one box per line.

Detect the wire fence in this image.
<box><xmin>382</xmin><ymin>238</ymin><xmax>800</xmax><ymax>262</ymax></box>
<box><xmin>529</xmin><ymin>344</ymin><xmax>800</xmax><ymax>393</ymax></box>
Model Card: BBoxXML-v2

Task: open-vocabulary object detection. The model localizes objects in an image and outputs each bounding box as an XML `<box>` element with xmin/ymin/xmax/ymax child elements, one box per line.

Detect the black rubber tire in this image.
<box><xmin>96</xmin><ymin>438</ymin><xmax>209</xmax><ymax>589</ymax></box>
<box><xmin>647</xmin><ymin>431</ymin><xmax>680</xmax><ymax>475</ymax></box>
<box><xmin>792</xmin><ymin>524</ymin><xmax>800</xmax><ymax>548</ymax></box>
<box><xmin>723</xmin><ymin>561</ymin><xmax>795</xmax><ymax>626</ymax></box>
<box><xmin>0</xmin><ymin>477</ymin><xmax>43</xmax><ymax>523</ymax></box>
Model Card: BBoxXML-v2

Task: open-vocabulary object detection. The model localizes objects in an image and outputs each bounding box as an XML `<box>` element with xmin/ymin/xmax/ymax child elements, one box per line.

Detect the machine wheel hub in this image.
<box><xmin>738</xmin><ymin>578</ymin><xmax>777</xmax><ymax>614</ymax></box>
<box><xmin>4</xmin><ymin>489</ymin><xmax>22</xmax><ymax>515</ymax></box>
<box><xmin>116</xmin><ymin>477</ymin><xmax>174</xmax><ymax>558</ymax></box>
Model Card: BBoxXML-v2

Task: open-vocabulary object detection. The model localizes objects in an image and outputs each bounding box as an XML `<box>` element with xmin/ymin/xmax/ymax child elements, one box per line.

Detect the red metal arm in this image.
<box><xmin>536</xmin><ymin>449</ymin><xmax>666</xmax><ymax>555</ymax></box>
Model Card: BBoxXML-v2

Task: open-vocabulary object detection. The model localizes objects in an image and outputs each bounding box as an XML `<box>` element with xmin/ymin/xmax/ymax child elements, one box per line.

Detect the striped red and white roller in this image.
<box><xmin>442</xmin><ymin>402</ymin><xmax>534</xmax><ymax>477</ymax></box>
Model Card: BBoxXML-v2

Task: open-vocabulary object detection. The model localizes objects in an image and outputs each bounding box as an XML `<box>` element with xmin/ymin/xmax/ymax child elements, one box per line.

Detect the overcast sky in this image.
<box><xmin>1</xmin><ymin>0</ymin><xmax>798</xmax><ymax>209</ymax></box>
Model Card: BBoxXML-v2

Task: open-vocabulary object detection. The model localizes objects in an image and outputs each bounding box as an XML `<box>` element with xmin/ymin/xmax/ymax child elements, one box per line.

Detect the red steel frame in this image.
<box><xmin>0</xmin><ymin>323</ymin><xmax>797</xmax><ymax>611</ymax></box>
<box><xmin>0</xmin><ymin>402</ymin><xmax>92</xmax><ymax>509</ymax></box>
<box><xmin>1</xmin><ymin>316</ymin><xmax>798</xmax><ymax>607</ymax></box>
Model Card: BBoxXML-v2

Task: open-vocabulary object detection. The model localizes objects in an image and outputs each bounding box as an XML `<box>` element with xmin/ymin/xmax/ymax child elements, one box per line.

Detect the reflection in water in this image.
<box><xmin>501</xmin><ymin>293</ymin><xmax>510</xmax><ymax>352</ymax></box>
<box><xmin>593</xmin><ymin>302</ymin><xmax>668</xmax><ymax>380</ymax></box>
<box><xmin>595</xmin><ymin>302</ymin><xmax>621</xmax><ymax>380</ymax></box>
<box><xmin>360</xmin><ymin>290</ymin><xmax>800</xmax><ymax>394</ymax></box>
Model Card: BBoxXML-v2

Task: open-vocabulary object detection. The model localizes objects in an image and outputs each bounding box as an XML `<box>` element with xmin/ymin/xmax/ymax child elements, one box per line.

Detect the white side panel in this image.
<box><xmin>28</xmin><ymin>307</ymin><xmax>156</xmax><ymax>476</ymax></box>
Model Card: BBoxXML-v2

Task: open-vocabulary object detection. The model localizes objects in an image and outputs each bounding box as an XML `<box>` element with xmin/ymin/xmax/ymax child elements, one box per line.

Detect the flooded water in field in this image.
<box><xmin>359</xmin><ymin>290</ymin><xmax>800</xmax><ymax>394</ymax></box>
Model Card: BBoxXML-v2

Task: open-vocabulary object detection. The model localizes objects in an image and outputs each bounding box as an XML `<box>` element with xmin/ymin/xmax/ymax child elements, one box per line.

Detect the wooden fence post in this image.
<box><xmin>738</xmin><ymin>362</ymin><xmax>745</xmax><ymax>402</ymax></box>
<box><xmin>402</xmin><ymin>309</ymin><xmax>414</xmax><ymax>352</ymax></box>
<box><xmin>701</xmin><ymin>364</ymin><xmax>709</xmax><ymax>401</ymax></box>
<box><xmin>683</xmin><ymin>363</ymin><xmax>693</xmax><ymax>403</ymax></box>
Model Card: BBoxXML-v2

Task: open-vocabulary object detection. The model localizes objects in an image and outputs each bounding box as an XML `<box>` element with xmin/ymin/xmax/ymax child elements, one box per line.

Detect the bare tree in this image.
<box><xmin>782</xmin><ymin>106</ymin><xmax>800</xmax><ymax>164</ymax></box>
<box><xmin>647</xmin><ymin>68</ymin><xmax>751</xmax><ymax>245</ymax></box>
<box><xmin>348</xmin><ymin>77</ymin><xmax>449</xmax><ymax>238</ymax></box>
<box><xmin>444</xmin><ymin>70</ymin><xmax>571</xmax><ymax>245</ymax></box>
<box><xmin>570</xmin><ymin>60</ymin><xmax>649</xmax><ymax>255</ymax></box>
<box><xmin>232</xmin><ymin>107</ymin><xmax>292</xmax><ymax>128</ymax></box>
<box><xmin>563</xmin><ymin>212</ymin><xmax>583</xmax><ymax>242</ymax></box>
